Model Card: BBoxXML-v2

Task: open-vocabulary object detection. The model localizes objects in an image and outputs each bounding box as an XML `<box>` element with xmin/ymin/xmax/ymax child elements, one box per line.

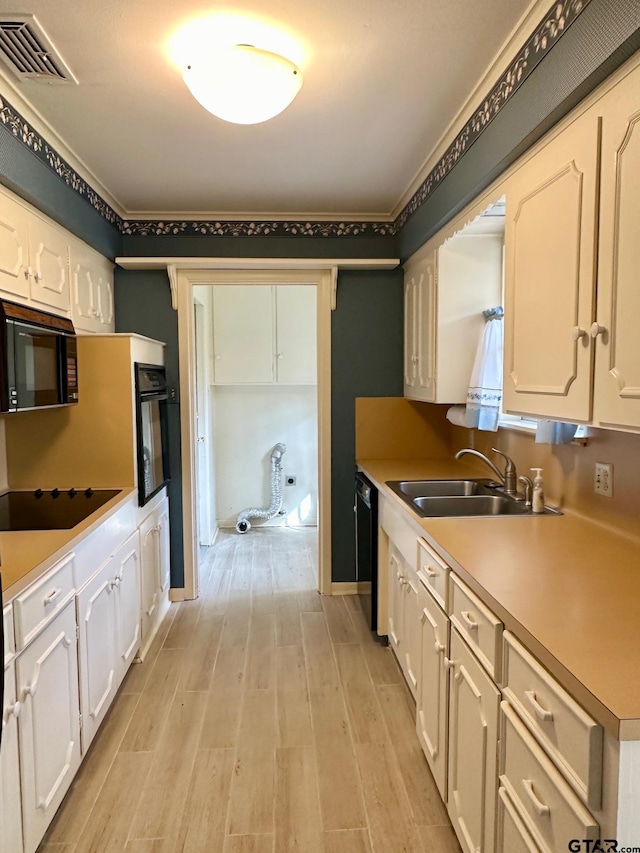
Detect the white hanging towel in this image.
<box><xmin>465</xmin><ymin>309</ymin><xmax>503</xmax><ymax>432</ymax></box>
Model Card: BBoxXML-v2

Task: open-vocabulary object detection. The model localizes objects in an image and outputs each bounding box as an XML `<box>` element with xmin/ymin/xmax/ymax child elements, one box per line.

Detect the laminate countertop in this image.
<box><xmin>1</xmin><ymin>488</ymin><xmax>137</xmax><ymax>599</ymax></box>
<box><xmin>358</xmin><ymin>457</ymin><xmax>640</xmax><ymax>740</ymax></box>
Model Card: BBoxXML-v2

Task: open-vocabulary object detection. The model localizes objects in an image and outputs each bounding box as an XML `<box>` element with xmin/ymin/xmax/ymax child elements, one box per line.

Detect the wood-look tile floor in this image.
<box><xmin>39</xmin><ymin>527</ymin><xmax>461</xmax><ymax>853</ymax></box>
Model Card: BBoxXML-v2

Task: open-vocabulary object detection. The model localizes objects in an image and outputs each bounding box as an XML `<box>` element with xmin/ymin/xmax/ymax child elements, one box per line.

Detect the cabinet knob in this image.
<box><xmin>571</xmin><ymin>326</ymin><xmax>587</xmax><ymax>342</ymax></box>
<box><xmin>4</xmin><ymin>700</ymin><xmax>21</xmax><ymax>720</ymax></box>
<box><xmin>35</xmin><ymin>270</ymin><xmax>42</xmax><ymax>282</ymax></box>
<box><xmin>590</xmin><ymin>322</ymin><xmax>606</xmax><ymax>339</ymax></box>
<box><xmin>434</xmin><ymin>640</ymin><xmax>445</xmax><ymax>654</ymax></box>
<box><xmin>443</xmin><ymin>657</ymin><xmax>456</xmax><ymax>670</ymax></box>
<box><xmin>276</xmin><ymin>353</ymin><xmax>284</xmax><ymax>360</ymax></box>
<box><xmin>22</xmin><ymin>682</ymin><xmax>37</xmax><ymax>700</ymax></box>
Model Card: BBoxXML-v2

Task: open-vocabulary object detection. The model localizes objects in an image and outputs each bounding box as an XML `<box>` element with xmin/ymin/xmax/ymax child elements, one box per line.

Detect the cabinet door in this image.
<box><xmin>76</xmin><ymin>558</ymin><xmax>117</xmax><ymax>752</ymax></box>
<box><xmin>113</xmin><ymin>534</ymin><xmax>141</xmax><ymax>684</ymax></box>
<box><xmin>17</xmin><ymin>602</ymin><xmax>81</xmax><ymax>853</ymax></box>
<box><xmin>28</xmin><ymin>215</ymin><xmax>70</xmax><ymax>313</ymax></box>
<box><xmin>447</xmin><ymin>627</ymin><xmax>500</xmax><ymax>853</ymax></box>
<box><xmin>212</xmin><ymin>285</ymin><xmax>274</xmax><ymax>383</ymax></box>
<box><xmin>593</xmin><ymin>64</ymin><xmax>640</xmax><ymax>430</ymax></box>
<box><xmin>139</xmin><ymin>511</ymin><xmax>160</xmax><ymax>651</ymax></box>
<box><xmin>503</xmin><ymin>111</ymin><xmax>600</xmax><ymax>422</ymax></box>
<box><xmin>388</xmin><ymin>546</ymin><xmax>404</xmax><ymax>655</ymax></box>
<box><xmin>404</xmin><ymin>255</ymin><xmax>436</xmax><ymax>401</ymax></box>
<box><xmin>0</xmin><ymin>191</ymin><xmax>29</xmax><ymax>299</ymax></box>
<box><xmin>70</xmin><ymin>250</ymin><xmax>98</xmax><ymax>331</ymax></box>
<box><xmin>416</xmin><ymin>589</ymin><xmax>449</xmax><ymax>800</ymax></box>
<box><xmin>275</xmin><ymin>285</ymin><xmax>317</xmax><ymax>384</ymax></box>
<box><xmin>156</xmin><ymin>498</ymin><xmax>171</xmax><ymax>599</ymax></box>
<box><xmin>403</xmin><ymin>568</ymin><xmax>421</xmax><ymax>698</ymax></box>
<box><xmin>1</xmin><ymin>662</ymin><xmax>24</xmax><ymax>853</ymax></box>
<box><xmin>96</xmin><ymin>266</ymin><xmax>114</xmax><ymax>330</ymax></box>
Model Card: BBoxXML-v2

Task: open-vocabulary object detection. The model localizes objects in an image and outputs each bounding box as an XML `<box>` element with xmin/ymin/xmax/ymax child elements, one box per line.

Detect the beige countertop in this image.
<box><xmin>359</xmin><ymin>457</ymin><xmax>640</xmax><ymax>740</ymax></box>
<box><xmin>1</xmin><ymin>488</ymin><xmax>137</xmax><ymax>599</ymax></box>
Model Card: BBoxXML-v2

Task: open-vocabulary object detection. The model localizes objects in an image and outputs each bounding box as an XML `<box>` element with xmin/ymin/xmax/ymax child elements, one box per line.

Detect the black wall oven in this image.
<box><xmin>0</xmin><ymin>299</ymin><xmax>78</xmax><ymax>412</ymax></box>
<box><xmin>135</xmin><ymin>363</ymin><xmax>170</xmax><ymax>506</ymax></box>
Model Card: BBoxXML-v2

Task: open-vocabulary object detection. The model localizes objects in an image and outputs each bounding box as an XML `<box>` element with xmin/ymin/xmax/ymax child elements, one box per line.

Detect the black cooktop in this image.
<box><xmin>0</xmin><ymin>489</ymin><xmax>122</xmax><ymax>531</ymax></box>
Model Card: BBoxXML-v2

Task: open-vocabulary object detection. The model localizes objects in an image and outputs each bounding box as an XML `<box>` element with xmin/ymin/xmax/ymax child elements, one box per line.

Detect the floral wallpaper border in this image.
<box><xmin>0</xmin><ymin>0</ymin><xmax>589</xmax><ymax>240</ymax></box>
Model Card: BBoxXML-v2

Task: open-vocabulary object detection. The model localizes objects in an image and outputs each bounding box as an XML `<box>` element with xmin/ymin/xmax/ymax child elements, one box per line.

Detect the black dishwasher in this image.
<box><xmin>355</xmin><ymin>472</ymin><xmax>385</xmax><ymax>642</ymax></box>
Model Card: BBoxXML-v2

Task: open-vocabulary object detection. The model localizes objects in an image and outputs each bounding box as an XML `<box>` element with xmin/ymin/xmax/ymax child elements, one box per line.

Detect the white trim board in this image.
<box><xmin>177</xmin><ymin>268</ymin><xmax>333</xmax><ymax>600</ymax></box>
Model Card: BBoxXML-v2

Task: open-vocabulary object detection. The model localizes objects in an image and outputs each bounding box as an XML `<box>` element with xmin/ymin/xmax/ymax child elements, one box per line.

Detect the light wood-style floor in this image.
<box><xmin>39</xmin><ymin>527</ymin><xmax>461</xmax><ymax>853</ymax></box>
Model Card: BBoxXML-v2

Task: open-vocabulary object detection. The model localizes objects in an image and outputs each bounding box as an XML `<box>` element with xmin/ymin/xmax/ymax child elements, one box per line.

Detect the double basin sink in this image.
<box><xmin>386</xmin><ymin>478</ymin><xmax>560</xmax><ymax>518</ymax></box>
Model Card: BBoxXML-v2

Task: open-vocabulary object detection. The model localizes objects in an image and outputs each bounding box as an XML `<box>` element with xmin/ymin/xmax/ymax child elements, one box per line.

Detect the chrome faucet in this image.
<box><xmin>454</xmin><ymin>447</ymin><xmax>519</xmax><ymax>496</ymax></box>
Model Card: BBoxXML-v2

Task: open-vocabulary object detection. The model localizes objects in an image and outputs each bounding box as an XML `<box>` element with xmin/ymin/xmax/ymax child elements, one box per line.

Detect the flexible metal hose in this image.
<box><xmin>235</xmin><ymin>443</ymin><xmax>287</xmax><ymax>533</ymax></box>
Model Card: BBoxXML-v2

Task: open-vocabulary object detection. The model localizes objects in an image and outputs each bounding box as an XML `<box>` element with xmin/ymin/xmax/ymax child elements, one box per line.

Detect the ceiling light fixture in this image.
<box><xmin>183</xmin><ymin>44</ymin><xmax>303</xmax><ymax>125</ymax></box>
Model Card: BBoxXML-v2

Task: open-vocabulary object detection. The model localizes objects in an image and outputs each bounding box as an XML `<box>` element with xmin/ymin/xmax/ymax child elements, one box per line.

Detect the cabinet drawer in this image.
<box><xmin>502</xmin><ymin>631</ymin><xmax>602</xmax><ymax>809</ymax></box>
<box><xmin>497</xmin><ymin>787</ymin><xmax>541</xmax><ymax>853</ymax></box>
<box><xmin>417</xmin><ymin>537</ymin><xmax>449</xmax><ymax>611</ymax></box>
<box><xmin>500</xmin><ymin>701</ymin><xmax>599</xmax><ymax>852</ymax></box>
<box><xmin>3</xmin><ymin>604</ymin><xmax>14</xmax><ymax>663</ymax></box>
<box><xmin>13</xmin><ymin>553</ymin><xmax>76</xmax><ymax>649</ymax></box>
<box><xmin>450</xmin><ymin>572</ymin><xmax>502</xmax><ymax>681</ymax></box>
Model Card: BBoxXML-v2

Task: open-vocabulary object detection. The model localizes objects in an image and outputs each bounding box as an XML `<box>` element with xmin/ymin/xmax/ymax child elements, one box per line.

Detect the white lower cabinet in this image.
<box><xmin>17</xmin><ymin>601</ymin><xmax>81</xmax><ymax>853</ymax></box>
<box><xmin>1</xmin><ymin>659</ymin><xmax>24</xmax><ymax>853</ymax></box>
<box><xmin>76</xmin><ymin>557</ymin><xmax>118</xmax><ymax>752</ymax></box>
<box><xmin>447</xmin><ymin>626</ymin><xmax>500</xmax><ymax>853</ymax></box>
<box><xmin>387</xmin><ymin>543</ymin><xmax>420</xmax><ymax>699</ymax></box>
<box><xmin>139</xmin><ymin>495</ymin><xmax>170</xmax><ymax>657</ymax></box>
<box><xmin>498</xmin><ymin>701</ymin><xmax>599</xmax><ymax>853</ymax></box>
<box><xmin>497</xmin><ymin>786</ymin><xmax>541</xmax><ymax>853</ymax></box>
<box><xmin>77</xmin><ymin>532</ymin><xmax>141</xmax><ymax>752</ymax></box>
<box><xmin>416</xmin><ymin>584</ymin><xmax>449</xmax><ymax>800</ymax></box>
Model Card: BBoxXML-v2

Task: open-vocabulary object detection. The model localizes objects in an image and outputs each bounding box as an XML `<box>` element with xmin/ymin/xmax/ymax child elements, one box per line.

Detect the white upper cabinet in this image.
<box><xmin>404</xmin><ymin>211</ymin><xmax>503</xmax><ymax>404</ymax></box>
<box><xmin>0</xmin><ymin>190</ymin><xmax>30</xmax><ymax>300</ymax></box>
<box><xmin>592</xmin><ymin>63</ymin><xmax>640</xmax><ymax>430</ymax></box>
<box><xmin>28</xmin><ymin>213</ymin><xmax>70</xmax><ymax>312</ymax></box>
<box><xmin>275</xmin><ymin>285</ymin><xmax>317</xmax><ymax>384</ymax></box>
<box><xmin>212</xmin><ymin>284</ymin><xmax>317</xmax><ymax>385</ymax></box>
<box><xmin>70</xmin><ymin>238</ymin><xmax>115</xmax><ymax>333</ymax></box>
<box><xmin>213</xmin><ymin>284</ymin><xmax>274</xmax><ymax>383</ymax></box>
<box><xmin>503</xmin><ymin>110</ymin><xmax>600</xmax><ymax>423</ymax></box>
<box><xmin>404</xmin><ymin>250</ymin><xmax>436</xmax><ymax>400</ymax></box>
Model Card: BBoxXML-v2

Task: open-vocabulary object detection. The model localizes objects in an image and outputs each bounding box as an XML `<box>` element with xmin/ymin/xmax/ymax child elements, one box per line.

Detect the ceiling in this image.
<box><xmin>0</xmin><ymin>0</ymin><xmax>537</xmax><ymax>219</ymax></box>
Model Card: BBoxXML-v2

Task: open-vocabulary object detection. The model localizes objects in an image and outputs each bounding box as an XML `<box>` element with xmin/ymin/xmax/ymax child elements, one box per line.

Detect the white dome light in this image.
<box><xmin>183</xmin><ymin>44</ymin><xmax>303</xmax><ymax>125</ymax></box>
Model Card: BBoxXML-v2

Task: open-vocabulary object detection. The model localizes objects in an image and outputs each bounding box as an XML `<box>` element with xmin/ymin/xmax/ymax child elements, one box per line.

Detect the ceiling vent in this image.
<box><xmin>0</xmin><ymin>15</ymin><xmax>76</xmax><ymax>83</ymax></box>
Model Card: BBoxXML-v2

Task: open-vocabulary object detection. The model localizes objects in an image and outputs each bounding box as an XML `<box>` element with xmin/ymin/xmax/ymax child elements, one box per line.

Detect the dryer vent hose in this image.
<box><xmin>235</xmin><ymin>443</ymin><xmax>287</xmax><ymax>534</ymax></box>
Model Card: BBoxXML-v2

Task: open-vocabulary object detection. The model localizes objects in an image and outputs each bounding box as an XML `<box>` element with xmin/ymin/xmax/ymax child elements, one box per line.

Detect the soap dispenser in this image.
<box><xmin>530</xmin><ymin>468</ymin><xmax>545</xmax><ymax>513</ymax></box>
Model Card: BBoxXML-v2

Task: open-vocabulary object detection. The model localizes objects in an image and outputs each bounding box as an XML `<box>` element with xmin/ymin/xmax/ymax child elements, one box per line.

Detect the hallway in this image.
<box><xmin>40</xmin><ymin>528</ymin><xmax>460</xmax><ymax>852</ymax></box>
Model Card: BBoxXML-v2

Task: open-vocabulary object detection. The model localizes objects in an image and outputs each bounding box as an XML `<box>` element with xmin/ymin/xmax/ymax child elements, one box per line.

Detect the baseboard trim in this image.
<box><xmin>331</xmin><ymin>582</ymin><xmax>359</xmax><ymax>595</ymax></box>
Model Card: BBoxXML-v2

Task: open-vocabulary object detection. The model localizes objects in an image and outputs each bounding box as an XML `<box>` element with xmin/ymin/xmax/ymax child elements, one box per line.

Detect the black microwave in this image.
<box><xmin>0</xmin><ymin>299</ymin><xmax>79</xmax><ymax>413</ymax></box>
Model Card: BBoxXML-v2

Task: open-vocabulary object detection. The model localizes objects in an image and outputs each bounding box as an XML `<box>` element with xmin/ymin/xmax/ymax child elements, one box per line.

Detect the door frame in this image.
<box><xmin>176</xmin><ymin>267</ymin><xmax>333</xmax><ymax>599</ymax></box>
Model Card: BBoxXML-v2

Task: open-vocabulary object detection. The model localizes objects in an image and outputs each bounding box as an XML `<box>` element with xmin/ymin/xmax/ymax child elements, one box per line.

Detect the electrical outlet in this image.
<box><xmin>285</xmin><ymin>475</ymin><xmax>297</xmax><ymax>486</ymax></box>
<box><xmin>594</xmin><ymin>462</ymin><xmax>613</xmax><ymax>497</ymax></box>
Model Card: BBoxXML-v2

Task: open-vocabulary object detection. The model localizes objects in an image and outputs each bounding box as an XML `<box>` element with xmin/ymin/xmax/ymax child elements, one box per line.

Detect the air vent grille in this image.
<box><xmin>0</xmin><ymin>15</ymin><xmax>76</xmax><ymax>82</ymax></box>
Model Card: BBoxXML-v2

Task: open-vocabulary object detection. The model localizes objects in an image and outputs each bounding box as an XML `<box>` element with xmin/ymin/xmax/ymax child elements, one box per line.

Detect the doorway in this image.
<box><xmin>176</xmin><ymin>268</ymin><xmax>333</xmax><ymax>600</ymax></box>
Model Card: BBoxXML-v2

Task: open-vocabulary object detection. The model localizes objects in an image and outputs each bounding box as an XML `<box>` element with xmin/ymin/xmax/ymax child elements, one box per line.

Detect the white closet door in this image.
<box><xmin>275</xmin><ymin>285</ymin><xmax>317</xmax><ymax>384</ymax></box>
<box><xmin>212</xmin><ymin>285</ymin><xmax>274</xmax><ymax>384</ymax></box>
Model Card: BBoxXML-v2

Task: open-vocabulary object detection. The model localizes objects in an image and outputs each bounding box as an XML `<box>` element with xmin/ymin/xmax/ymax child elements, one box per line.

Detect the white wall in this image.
<box><xmin>213</xmin><ymin>385</ymin><xmax>318</xmax><ymax>528</ymax></box>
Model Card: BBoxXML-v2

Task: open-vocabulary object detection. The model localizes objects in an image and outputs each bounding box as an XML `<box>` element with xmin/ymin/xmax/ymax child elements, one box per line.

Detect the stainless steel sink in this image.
<box><xmin>385</xmin><ymin>479</ymin><xmax>561</xmax><ymax>518</ymax></box>
<box><xmin>390</xmin><ymin>478</ymin><xmax>496</xmax><ymax>498</ymax></box>
<box><xmin>412</xmin><ymin>495</ymin><xmax>529</xmax><ymax>517</ymax></box>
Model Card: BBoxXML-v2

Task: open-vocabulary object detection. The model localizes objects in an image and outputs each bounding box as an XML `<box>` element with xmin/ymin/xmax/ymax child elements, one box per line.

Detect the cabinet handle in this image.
<box><xmin>460</xmin><ymin>610</ymin><xmax>478</xmax><ymax>630</ymax></box>
<box><xmin>276</xmin><ymin>353</ymin><xmax>284</xmax><ymax>360</ymax></box>
<box><xmin>444</xmin><ymin>657</ymin><xmax>456</xmax><ymax>670</ymax></box>
<box><xmin>525</xmin><ymin>689</ymin><xmax>554</xmax><ymax>722</ymax></box>
<box><xmin>63</xmin><ymin>636</ymin><xmax>72</xmax><ymax>647</ymax></box>
<box><xmin>522</xmin><ymin>779</ymin><xmax>550</xmax><ymax>816</ymax></box>
<box><xmin>590</xmin><ymin>322</ymin><xmax>606</xmax><ymax>339</ymax></box>
<box><xmin>422</xmin><ymin>565</ymin><xmax>437</xmax><ymax>578</ymax></box>
<box><xmin>571</xmin><ymin>326</ymin><xmax>587</xmax><ymax>341</ymax></box>
<box><xmin>434</xmin><ymin>640</ymin><xmax>445</xmax><ymax>654</ymax></box>
<box><xmin>43</xmin><ymin>587</ymin><xmax>62</xmax><ymax>606</ymax></box>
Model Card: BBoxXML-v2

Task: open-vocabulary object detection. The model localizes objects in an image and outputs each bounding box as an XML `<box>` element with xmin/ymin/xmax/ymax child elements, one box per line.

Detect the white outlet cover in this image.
<box><xmin>594</xmin><ymin>462</ymin><xmax>613</xmax><ymax>497</ymax></box>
